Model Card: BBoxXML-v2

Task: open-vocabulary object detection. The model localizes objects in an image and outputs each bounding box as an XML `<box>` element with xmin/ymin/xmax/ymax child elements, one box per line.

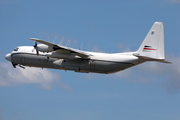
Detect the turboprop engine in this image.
<box><xmin>36</xmin><ymin>44</ymin><xmax>54</xmax><ymax>52</ymax></box>
<box><xmin>33</xmin><ymin>42</ymin><xmax>55</xmax><ymax>55</ymax></box>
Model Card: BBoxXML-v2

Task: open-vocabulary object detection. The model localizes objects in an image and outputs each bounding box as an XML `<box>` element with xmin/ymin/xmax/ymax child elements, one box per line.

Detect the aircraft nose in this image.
<box><xmin>5</xmin><ymin>53</ymin><xmax>11</xmax><ymax>62</ymax></box>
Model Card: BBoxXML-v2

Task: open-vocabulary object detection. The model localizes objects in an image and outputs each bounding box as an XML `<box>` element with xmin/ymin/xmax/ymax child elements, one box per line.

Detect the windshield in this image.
<box><xmin>13</xmin><ymin>47</ymin><xmax>19</xmax><ymax>51</ymax></box>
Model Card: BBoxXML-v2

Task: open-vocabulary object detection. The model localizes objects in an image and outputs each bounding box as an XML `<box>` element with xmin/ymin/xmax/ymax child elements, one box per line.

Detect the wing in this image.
<box><xmin>30</xmin><ymin>38</ymin><xmax>91</xmax><ymax>58</ymax></box>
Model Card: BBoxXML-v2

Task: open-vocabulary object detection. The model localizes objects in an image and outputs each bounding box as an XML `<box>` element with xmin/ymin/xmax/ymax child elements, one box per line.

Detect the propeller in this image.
<box><xmin>33</xmin><ymin>42</ymin><xmax>39</xmax><ymax>55</ymax></box>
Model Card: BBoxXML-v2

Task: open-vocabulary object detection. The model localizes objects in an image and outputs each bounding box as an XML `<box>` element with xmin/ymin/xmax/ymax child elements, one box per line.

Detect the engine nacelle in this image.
<box><xmin>37</xmin><ymin>44</ymin><xmax>54</xmax><ymax>52</ymax></box>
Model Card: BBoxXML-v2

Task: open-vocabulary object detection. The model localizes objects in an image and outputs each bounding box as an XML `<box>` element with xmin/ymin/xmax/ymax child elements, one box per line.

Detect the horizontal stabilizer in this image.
<box><xmin>133</xmin><ymin>53</ymin><xmax>171</xmax><ymax>63</ymax></box>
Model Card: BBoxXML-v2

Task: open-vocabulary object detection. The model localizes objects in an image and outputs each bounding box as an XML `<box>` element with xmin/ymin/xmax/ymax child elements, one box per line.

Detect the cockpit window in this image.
<box><xmin>13</xmin><ymin>47</ymin><xmax>19</xmax><ymax>51</ymax></box>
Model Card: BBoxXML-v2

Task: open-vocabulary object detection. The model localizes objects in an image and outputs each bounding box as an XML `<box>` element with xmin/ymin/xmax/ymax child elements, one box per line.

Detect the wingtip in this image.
<box><xmin>30</xmin><ymin>38</ymin><xmax>40</xmax><ymax>41</ymax></box>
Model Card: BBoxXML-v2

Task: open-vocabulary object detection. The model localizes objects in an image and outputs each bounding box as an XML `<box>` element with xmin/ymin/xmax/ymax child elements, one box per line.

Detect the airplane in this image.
<box><xmin>5</xmin><ymin>22</ymin><xmax>170</xmax><ymax>74</ymax></box>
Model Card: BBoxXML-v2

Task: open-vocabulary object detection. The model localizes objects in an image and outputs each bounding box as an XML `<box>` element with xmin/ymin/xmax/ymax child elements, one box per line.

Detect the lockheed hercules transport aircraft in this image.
<box><xmin>5</xmin><ymin>22</ymin><xmax>170</xmax><ymax>74</ymax></box>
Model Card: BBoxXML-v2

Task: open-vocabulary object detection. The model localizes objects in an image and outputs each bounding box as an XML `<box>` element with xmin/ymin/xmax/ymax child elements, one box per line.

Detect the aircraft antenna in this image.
<box><xmin>66</xmin><ymin>39</ymin><xmax>70</xmax><ymax>46</ymax></box>
<box><xmin>59</xmin><ymin>37</ymin><xmax>64</xmax><ymax>45</ymax></box>
<box><xmin>53</xmin><ymin>36</ymin><xmax>57</xmax><ymax>43</ymax></box>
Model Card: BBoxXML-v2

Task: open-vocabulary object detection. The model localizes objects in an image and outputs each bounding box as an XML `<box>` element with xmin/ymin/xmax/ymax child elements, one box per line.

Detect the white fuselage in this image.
<box><xmin>5</xmin><ymin>22</ymin><xmax>169</xmax><ymax>74</ymax></box>
<box><xmin>6</xmin><ymin>46</ymin><xmax>144</xmax><ymax>74</ymax></box>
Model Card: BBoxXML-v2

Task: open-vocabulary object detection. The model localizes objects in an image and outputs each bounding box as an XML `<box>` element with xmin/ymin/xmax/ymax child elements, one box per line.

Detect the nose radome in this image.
<box><xmin>5</xmin><ymin>53</ymin><xmax>11</xmax><ymax>61</ymax></box>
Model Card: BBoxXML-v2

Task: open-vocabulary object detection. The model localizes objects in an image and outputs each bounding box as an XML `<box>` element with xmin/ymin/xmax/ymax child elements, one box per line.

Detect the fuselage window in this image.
<box><xmin>13</xmin><ymin>47</ymin><xmax>19</xmax><ymax>51</ymax></box>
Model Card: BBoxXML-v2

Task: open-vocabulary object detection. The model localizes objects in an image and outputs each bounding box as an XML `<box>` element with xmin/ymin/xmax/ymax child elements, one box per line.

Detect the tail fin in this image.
<box><xmin>136</xmin><ymin>22</ymin><xmax>165</xmax><ymax>60</ymax></box>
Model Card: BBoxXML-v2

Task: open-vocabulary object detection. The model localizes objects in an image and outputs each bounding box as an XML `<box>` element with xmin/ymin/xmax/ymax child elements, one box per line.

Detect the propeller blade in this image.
<box><xmin>35</xmin><ymin>48</ymin><xmax>39</xmax><ymax>55</ymax></box>
<box><xmin>33</xmin><ymin>42</ymin><xmax>39</xmax><ymax>55</ymax></box>
<box><xmin>34</xmin><ymin>42</ymin><xmax>37</xmax><ymax>47</ymax></box>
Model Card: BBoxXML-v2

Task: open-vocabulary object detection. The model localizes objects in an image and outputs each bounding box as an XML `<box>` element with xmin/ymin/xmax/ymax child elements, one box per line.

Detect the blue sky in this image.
<box><xmin>1</xmin><ymin>0</ymin><xmax>180</xmax><ymax>120</ymax></box>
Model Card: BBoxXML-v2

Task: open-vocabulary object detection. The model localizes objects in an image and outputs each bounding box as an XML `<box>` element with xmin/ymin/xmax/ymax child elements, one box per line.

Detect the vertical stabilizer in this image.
<box><xmin>136</xmin><ymin>22</ymin><xmax>165</xmax><ymax>59</ymax></box>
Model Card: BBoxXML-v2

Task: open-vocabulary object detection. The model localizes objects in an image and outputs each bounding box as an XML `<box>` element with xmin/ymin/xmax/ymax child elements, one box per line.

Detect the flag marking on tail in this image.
<box><xmin>143</xmin><ymin>45</ymin><xmax>157</xmax><ymax>52</ymax></box>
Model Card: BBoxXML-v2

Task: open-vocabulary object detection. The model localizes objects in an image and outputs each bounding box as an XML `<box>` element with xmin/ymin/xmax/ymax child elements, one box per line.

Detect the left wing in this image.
<box><xmin>30</xmin><ymin>38</ymin><xmax>91</xmax><ymax>58</ymax></box>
